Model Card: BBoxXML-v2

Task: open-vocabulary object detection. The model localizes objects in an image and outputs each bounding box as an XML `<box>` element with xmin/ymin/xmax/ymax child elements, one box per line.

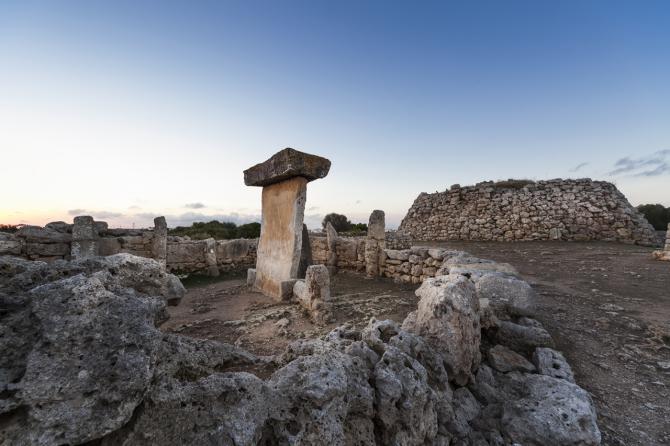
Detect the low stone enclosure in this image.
<box><xmin>399</xmin><ymin>178</ymin><xmax>658</xmax><ymax>246</ymax></box>
<box><xmin>0</xmin><ymin>216</ymin><xmax>258</xmax><ymax>276</ymax></box>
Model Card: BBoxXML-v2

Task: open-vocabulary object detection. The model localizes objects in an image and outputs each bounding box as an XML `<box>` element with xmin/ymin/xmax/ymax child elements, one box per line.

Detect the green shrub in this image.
<box><xmin>322</xmin><ymin>213</ymin><xmax>352</xmax><ymax>232</ymax></box>
<box><xmin>637</xmin><ymin>204</ymin><xmax>670</xmax><ymax>230</ymax></box>
<box><xmin>169</xmin><ymin>220</ymin><xmax>261</xmax><ymax>240</ymax></box>
<box><xmin>492</xmin><ymin>179</ymin><xmax>535</xmax><ymax>189</ymax></box>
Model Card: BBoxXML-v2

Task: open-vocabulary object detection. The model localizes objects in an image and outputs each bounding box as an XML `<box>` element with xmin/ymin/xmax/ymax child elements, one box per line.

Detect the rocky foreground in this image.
<box><xmin>0</xmin><ymin>253</ymin><xmax>601</xmax><ymax>445</ymax></box>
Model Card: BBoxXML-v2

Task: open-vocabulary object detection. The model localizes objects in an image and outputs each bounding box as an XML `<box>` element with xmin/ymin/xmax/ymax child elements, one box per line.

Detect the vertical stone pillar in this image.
<box><xmin>244</xmin><ymin>148</ymin><xmax>331</xmax><ymax>300</ymax></box>
<box><xmin>152</xmin><ymin>216</ymin><xmax>168</xmax><ymax>266</ymax></box>
<box><xmin>71</xmin><ymin>216</ymin><xmax>99</xmax><ymax>259</ymax></box>
<box><xmin>325</xmin><ymin>221</ymin><xmax>339</xmax><ymax>274</ymax></box>
<box><xmin>297</xmin><ymin>223</ymin><xmax>313</xmax><ymax>279</ymax></box>
<box><xmin>204</xmin><ymin>238</ymin><xmax>219</xmax><ymax>277</ymax></box>
<box><xmin>665</xmin><ymin>223</ymin><xmax>670</xmax><ymax>251</ymax></box>
<box><xmin>365</xmin><ymin>210</ymin><xmax>386</xmax><ymax>278</ymax></box>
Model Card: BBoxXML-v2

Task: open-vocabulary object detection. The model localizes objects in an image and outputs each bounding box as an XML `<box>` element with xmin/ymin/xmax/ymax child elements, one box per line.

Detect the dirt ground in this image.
<box><xmin>420</xmin><ymin>240</ymin><xmax>670</xmax><ymax>446</ymax></box>
<box><xmin>162</xmin><ymin>240</ymin><xmax>670</xmax><ymax>446</ymax></box>
<box><xmin>161</xmin><ymin>270</ymin><xmax>418</xmax><ymax>357</ymax></box>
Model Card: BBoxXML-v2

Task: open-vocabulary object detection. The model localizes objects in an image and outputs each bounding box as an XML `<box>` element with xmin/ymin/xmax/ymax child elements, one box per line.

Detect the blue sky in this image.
<box><xmin>1</xmin><ymin>0</ymin><xmax>669</xmax><ymax>228</ymax></box>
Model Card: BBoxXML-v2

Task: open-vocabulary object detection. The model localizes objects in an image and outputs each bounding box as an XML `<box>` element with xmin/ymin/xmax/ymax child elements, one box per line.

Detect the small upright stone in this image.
<box><xmin>243</xmin><ymin>148</ymin><xmax>331</xmax><ymax>187</ymax></box>
<box><xmin>293</xmin><ymin>264</ymin><xmax>331</xmax><ymax>324</ymax></box>
<box><xmin>151</xmin><ymin>216</ymin><xmax>168</xmax><ymax>266</ymax></box>
<box><xmin>365</xmin><ymin>210</ymin><xmax>386</xmax><ymax>278</ymax></box>
<box><xmin>325</xmin><ymin>222</ymin><xmax>338</xmax><ymax>274</ymax></box>
<box><xmin>71</xmin><ymin>216</ymin><xmax>98</xmax><ymax>259</ymax></box>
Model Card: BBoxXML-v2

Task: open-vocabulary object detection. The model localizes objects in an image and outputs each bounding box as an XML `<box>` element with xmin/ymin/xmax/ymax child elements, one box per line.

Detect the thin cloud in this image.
<box><xmin>184</xmin><ymin>202</ymin><xmax>206</xmax><ymax>209</ymax></box>
<box><xmin>569</xmin><ymin>162</ymin><xmax>589</xmax><ymax>172</ymax></box>
<box><xmin>67</xmin><ymin>209</ymin><xmax>86</xmax><ymax>215</ymax></box>
<box><xmin>608</xmin><ymin>150</ymin><xmax>670</xmax><ymax>177</ymax></box>
<box><xmin>93</xmin><ymin>211</ymin><xmax>124</xmax><ymax>219</ymax></box>
<box><xmin>133</xmin><ymin>212</ymin><xmax>261</xmax><ymax>228</ymax></box>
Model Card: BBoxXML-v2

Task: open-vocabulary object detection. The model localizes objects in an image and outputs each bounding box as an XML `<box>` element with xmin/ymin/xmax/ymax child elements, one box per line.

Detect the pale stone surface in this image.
<box><xmin>402</xmin><ymin>274</ymin><xmax>481</xmax><ymax>385</ymax></box>
<box><xmin>293</xmin><ymin>264</ymin><xmax>331</xmax><ymax>323</ymax></box>
<box><xmin>254</xmin><ymin>177</ymin><xmax>308</xmax><ymax>299</ymax></box>
<box><xmin>71</xmin><ymin>216</ymin><xmax>98</xmax><ymax>259</ymax></box>
<box><xmin>533</xmin><ymin>347</ymin><xmax>575</xmax><ymax>383</ymax></box>
<box><xmin>243</xmin><ymin>147</ymin><xmax>331</xmax><ymax>187</ymax></box>
<box><xmin>246</xmin><ymin>268</ymin><xmax>256</xmax><ymax>286</ymax></box>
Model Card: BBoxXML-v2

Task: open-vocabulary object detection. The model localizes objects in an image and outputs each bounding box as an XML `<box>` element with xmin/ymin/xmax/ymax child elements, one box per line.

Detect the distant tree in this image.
<box><xmin>0</xmin><ymin>224</ymin><xmax>18</xmax><ymax>233</ymax></box>
<box><xmin>169</xmin><ymin>220</ymin><xmax>261</xmax><ymax>240</ymax></box>
<box><xmin>637</xmin><ymin>204</ymin><xmax>670</xmax><ymax>230</ymax></box>
<box><xmin>322</xmin><ymin>213</ymin><xmax>352</xmax><ymax>232</ymax></box>
<box><xmin>236</xmin><ymin>222</ymin><xmax>261</xmax><ymax>239</ymax></box>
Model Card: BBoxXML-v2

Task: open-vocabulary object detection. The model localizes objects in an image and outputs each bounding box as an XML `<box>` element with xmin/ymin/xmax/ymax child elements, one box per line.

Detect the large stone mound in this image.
<box><xmin>0</xmin><ymin>252</ymin><xmax>601</xmax><ymax>445</ymax></box>
<box><xmin>399</xmin><ymin>178</ymin><xmax>658</xmax><ymax>245</ymax></box>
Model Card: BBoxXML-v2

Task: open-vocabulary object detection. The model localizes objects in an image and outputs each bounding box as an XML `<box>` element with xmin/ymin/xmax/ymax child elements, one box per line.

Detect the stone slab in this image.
<box><xmin>244</xmin><ymin>148</ymin><xmax>331</xmax><ymax>187</ymax></box>
<box><xmin>253</xmin><ymin>176</ymin><xmax>308</xmax><ymax>299</ymax></box>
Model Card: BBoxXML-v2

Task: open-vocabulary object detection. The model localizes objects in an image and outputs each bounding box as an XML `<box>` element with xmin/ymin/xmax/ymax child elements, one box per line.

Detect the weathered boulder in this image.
<box><xmin>475</xmin><ymin>272</ymin><xmax>535</xmax><ymax>317</ymax></box>
<box><xmin>402</xmin><ymin>274</ymin><xmax>481</xmax><ymax>385</ymax></box>
<box><xmin>495</xmin><ymin>319</ymin><xmax>554</xmax><ymax>353</ymax></box>
<box><xmin>501</xmin><ymin>374</ymin><xmax>601</xmax><ymax>445</ymax></box>
<box><xmin>533</xmin><ymin>347</ymin><xmax>575</xmax><ymax>383</ymax></box>
<box><xmin>487</xmin><ymin>344</ymin><xmax>536</xmax><ymax>373</ymax></box>
<box><xmin>243</xmin><ymin>147</ymin><xmax>331</xmax><ymax>187</ymax></box>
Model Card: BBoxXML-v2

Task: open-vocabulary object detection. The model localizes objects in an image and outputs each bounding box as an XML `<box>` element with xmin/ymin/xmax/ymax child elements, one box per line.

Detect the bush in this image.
<box><xmin>637</xmin><ymin>204</ymin><xmax>670</xmax><ymax>230</ymax></box>
<box><xmin>169</xmin><ymin>220</ymin><xmax>261</xmax><ymax>240</ymax></box>
<box><xmin>322</xmin><ymin>213</ymin><xmax>352</xmax><ymax>232</ymax></box>
<box><xmin>0</xmin><ymin>224</ymin><xmax>18</xmax><ymax>233</ymax></box>
<box><xmin>492</xmin><ymin>179</ymin><xmax>535</xmax><ymax>189</ymax></box>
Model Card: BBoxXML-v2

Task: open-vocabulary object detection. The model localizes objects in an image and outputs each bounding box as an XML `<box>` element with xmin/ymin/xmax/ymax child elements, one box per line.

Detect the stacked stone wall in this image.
<box><xmin>0</xmin><ymin>217</ymin><xmax>258</xmax><ymax>276</ymax></box>
<box><xmin>399</xmin><ymin>178</ymin><xmax>658</xmax><ymax>246</ymax></box>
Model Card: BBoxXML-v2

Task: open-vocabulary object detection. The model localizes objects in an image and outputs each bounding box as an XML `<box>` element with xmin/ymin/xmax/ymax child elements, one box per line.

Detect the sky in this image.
<box><xmin>1</xmin><ymin>0</ymin><xmax>669</xmax><ymax>229</ymax></box>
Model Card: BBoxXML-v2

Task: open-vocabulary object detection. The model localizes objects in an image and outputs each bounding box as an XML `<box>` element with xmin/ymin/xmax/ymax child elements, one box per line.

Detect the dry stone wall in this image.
<box><xmin>0</xmin><ymin>217</ymin><xmax>257</xmax><ymax>276</ymax></box>
<box><xmin>399</xmin><ymin>179</ymin><xmax>658</xmax><ymax>246</ymax></box>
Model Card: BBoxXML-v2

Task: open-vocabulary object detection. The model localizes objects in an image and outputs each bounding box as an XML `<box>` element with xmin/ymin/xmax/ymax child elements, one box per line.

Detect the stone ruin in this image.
<box><xmin>244</xmin><ymin>147</ymin><xmax>331</xmax><ymax>300</ymax></box>
<box><xmin>652</xmin><ymin>222</ymin><xmax>670</xmax><ymax>261</ymax></box>
<box><xmin>0</xmin><ymin>147</ymin><xmax>605</xmax><ymax>445</ymax></box>
<box><xmin>400</xmin><ymin>179</ymin><xmax>659</xmax><ymax>246</ymax></box>
<box><xmin>0</xmin><ymin>216</ymin><xmax>257</xmax><ymax>277</ymax></box>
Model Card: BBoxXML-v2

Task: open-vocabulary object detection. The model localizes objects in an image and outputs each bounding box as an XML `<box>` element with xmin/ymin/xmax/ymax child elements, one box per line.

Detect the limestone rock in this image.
<box><xmin>402</xmin><ymin>274</ymin><xmax>481</xmax><ymax>385</ymax></box>
<box><xmin>475</xmin><ymin>273</ymin><xmax>535</xmax><ymax>317</ymax></box>
<box><xmin>487</xmin><ymin>344</ymin><xmax>536</xmax><ymax>373</ymax></box>
<box><xmin>293</xmin><ymin>264</ymin><xmax>331</xmax><ymax>323</ymax></box>
<box><xmin>243</xmin><ymin>147</ymin><xmax>331</xmax><ymax>187</ymax></box>
<box><xmin>533</xmin><ymin>347</ymin><xmax>575</xmax><ymax>383</ymax></box>
<box><xmin>501</xmin><ymin>374</ymin><xmax>601</xmax><ymax>446</ymax></box>
<box><xmin>496</xmin><ymin>319</ymin><xmax>554</xmax><ymax>353</ymax></box>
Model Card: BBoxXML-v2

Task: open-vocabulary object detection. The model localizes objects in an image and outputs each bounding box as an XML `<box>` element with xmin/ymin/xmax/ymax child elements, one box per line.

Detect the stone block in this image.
<box><xmin>254</xmin><ymin>177</ymin><xmax>308</xmax><ymax>299</ymax></box>
<box><xmin>243</xmin><ymin>147</ymin><xmax>331</xmax><ymax>187</ymax></box>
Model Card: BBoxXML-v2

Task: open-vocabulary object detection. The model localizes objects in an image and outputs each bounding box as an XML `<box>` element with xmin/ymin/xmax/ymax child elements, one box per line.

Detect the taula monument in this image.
<box><xmin>244</xmin><ymin>148</ymin><xmax>331</xmax><ymax>299</ymax></box>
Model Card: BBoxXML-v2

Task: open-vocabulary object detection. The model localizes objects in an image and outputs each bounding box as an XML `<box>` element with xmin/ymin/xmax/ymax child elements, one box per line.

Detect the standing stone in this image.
<box><xmin>152</xmin><ymin>216</ymin><xmax>168</xmax><ymax>266</ymax></box>
<box><xmin>204</xmin><ymin>238</ymin><xmax>219</xmax><ymax>277</ymax></box>
<box><xmin>325</xmin><ymin>221</ymin><xmax>338</xmax><ymax>274</ymax></box>
<box><xmin>71</xmin><ymin>216</ymin><xmax>99</xmax><ymax>259</ymax></box>
<box><xmin>244</xmin><ymin>148</ymin><xmax>331</xmax><ymax>300</ymax></box>
<box><xmin>293</xmin><ymin>264</ymin><xmax>331</xmax><ymax>324</ymax></box>
<box><xmin>365</xmin><ymin>210</ymin><xmax>385</xmax><ymax>278</ymax></box>
<box><xmin>297</xmin><ymin>224</ymin><xmax>313</xmax><ymax>279</ymax></box>
<box><xmin>666</xmin><ymin>223</ymin><xmax>670</xmax><ymax>251</ymax></box>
